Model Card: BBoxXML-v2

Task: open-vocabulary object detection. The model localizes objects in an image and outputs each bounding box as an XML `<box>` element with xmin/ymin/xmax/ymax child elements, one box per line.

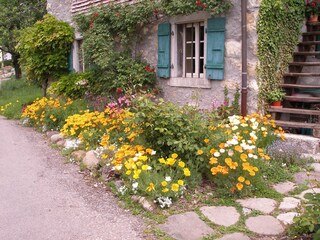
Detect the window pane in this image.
<box><xmin>200</xmin><ymin>42</ymin><xmax>204</xmax><ymax>57</ymax></box>
<box><xmin>186</xmin><ymin>27</ymin><xmax>195</xmax><ymax>42</ymax></box>
<box><xmin>186</xmin><ymin>43</ymin><xmax>195</xmax><ymax>58</ymax></box>
<box><xmin>186</xmin><ymin>59</ymin><xmax>195</xmax><ymax>74</ymax></box>
<box><xmin>200</xmin><ymin>26</ymin><xmax>204</xmax><ymax>41</ymax></box>
<box><xmin>199</xmin><ymin>59</ymin><xmax>204</xmax><ymax>74</ymax></box>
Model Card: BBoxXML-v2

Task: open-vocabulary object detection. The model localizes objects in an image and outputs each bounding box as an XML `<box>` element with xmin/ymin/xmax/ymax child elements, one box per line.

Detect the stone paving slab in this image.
<box><xmin>278</xmin><ymin>197</ymin><xmax>301</xmax><ymax>211</ymax></box>
<box><xmin>200</xmin><ymin>206</ymin><xmax>240</xmax><ymax>227</ymax></box>
<box><xmin>272</xmin><ymin>181</ymin><xmax>296</xmax><ymax>194</ymax></box>
<box><xmin>277</xmin><ymin>212</ymin><xmax>299</xmax><ymax>225</ymax></box>
<box><xmin>236</xmin><ymin>198</ymin><xmax>277</xmax><ymax>214</ymax></box>
<box><xmin>311</xmin><ymin>163</ymin><xmax>320</xmax><ymax>172</ymax></box>
<box><xmin>294</xmin><ymin>171</ymin><xmax>320</xmax><ymax>185</ymax></box>
<box><xmin>157</xmin><ymin>212</ymin><xmax>214</xmax><ymax>240</ymax></box>
<box><xmin>245</xmin><ymin>215</ymin><xmax>285</xmax><ymax>235</ymax></box>
<box><xmin>218</xmin><ymin>232</ymin><xmax>251</xmax><ymax>240</ymax></box>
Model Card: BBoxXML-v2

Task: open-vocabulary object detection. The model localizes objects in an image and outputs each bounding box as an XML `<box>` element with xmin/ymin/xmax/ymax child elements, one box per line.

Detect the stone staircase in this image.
<box><xmin>269</xmin><ymin>21</ymin><xmax>320</xmax><ymax>136</ymax></box>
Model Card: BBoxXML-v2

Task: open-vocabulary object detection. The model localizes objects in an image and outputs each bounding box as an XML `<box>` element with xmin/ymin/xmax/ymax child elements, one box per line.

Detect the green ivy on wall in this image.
<box><xmin>74</xmin><ymin>0</ymin><xmax>231</xmax><ymax>96</ymax></box>
<box><xmin>257</xmin><ymin>0</ymin><xmax>305</xmax><ymax>110</ymax></box>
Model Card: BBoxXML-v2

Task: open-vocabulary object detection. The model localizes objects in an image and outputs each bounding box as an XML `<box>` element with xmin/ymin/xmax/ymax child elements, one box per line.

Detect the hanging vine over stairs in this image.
<box><xmin>269</xmin><ymin>21</ymin><xmax>320</xmax><ymax>135</ymax></box>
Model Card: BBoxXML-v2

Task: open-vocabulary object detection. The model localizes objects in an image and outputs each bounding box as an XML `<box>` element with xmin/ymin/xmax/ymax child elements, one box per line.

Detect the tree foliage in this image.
<box><xmin>0</xmin><ymin>0</ymin><xmax>47</xmax><ymax>78</ymax></box>
<box><xmin>17</xmin><ymin>14</ymin><xmax>74</xmax><ymax>96</ymax></box>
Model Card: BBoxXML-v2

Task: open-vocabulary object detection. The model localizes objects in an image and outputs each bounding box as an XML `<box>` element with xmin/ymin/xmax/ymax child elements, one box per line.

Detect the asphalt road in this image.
<box><xmin>0</xmin><ymin>116</ymin><xmax>146</xmax><ymax>240</ymax></box>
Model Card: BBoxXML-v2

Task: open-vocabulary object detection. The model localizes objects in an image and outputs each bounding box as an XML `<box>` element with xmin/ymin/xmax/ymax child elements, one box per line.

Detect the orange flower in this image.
<box><xmin>236</xmin><ymin>183</ymin><xmax>243</xmax><ymax>191</ymax></box>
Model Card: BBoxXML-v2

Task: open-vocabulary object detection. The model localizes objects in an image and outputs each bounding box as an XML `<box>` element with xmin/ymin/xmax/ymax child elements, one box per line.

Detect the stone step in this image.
<box><xmin>303</xmin><ymin>31</ymin><xmax>320</xmax><ymax>36</ymax></box>
<box><xmin>274</xmin><ymin>133</ymin><xmax>320</xmax><ymax>154</ymax></box>
<box><xmin>293</xmin><ymin>51</ymin><xmax>320</xmax><ymax>56</ymax></box>
<box><xmin>275</xmin><ymin>120</ymin><xmax>318</xmax><ymax>129</ymax></box>
<box><xmin>298</xmin><ymin>41</ymin><xmax>320</xmax><ymax>45</ymax></box>
<box><xmin>268</xmin><ymin>107</ymin><xmax>320</xmax><ymax>115</ymax></box>
<box><xmin>285</xmin><ymin>95</ymin><xmax>320</xmax><ymax>102</ymax></box>
<box><xmin>289</xmin><ymin>62</ymin><xmax>320</xmax><ymax>66</ymax></box>
<box><xmin>283</xmin><ymin>72</ymin><xmax>320</xmax><ymax>77</ymax></box>
<box><xmin>281</xmin><ymin>83</ymin><xmax>320</xmax><ymax>89</ymax></box>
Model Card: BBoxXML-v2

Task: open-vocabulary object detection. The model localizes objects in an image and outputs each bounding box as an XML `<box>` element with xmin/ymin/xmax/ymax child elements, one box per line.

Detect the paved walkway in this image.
<box><xmin>0</xmin><ymin>117</ymin><xmax>146</xmax><ymax>240</ymax></box>
<box><xmin>157</xmin><ymin>165</ymin><xmax>320</xmax><ymax>240</ymax></box>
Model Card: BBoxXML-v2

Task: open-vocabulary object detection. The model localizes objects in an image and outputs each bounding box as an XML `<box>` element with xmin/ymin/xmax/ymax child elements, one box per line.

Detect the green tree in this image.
<box><xmin>0</xmin><ymin>0</ymin><xmax>47</xmax><ymax>78</ymax></box>
<box><xmin>17</xmin><ymin>14</ymin><xmax>74</xmax><ymax>96</ymax></box>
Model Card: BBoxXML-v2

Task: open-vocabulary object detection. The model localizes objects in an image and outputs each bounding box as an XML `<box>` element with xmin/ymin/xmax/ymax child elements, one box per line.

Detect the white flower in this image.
<box><xmin>156</xmin><ymin>197</ymin><xmax>173</xmax><ymax>208</ymax></box>
<box><xmin>132</xmin><ymin>157</ymin><xmax>138</xmax><ymax>162</ymax></box>
<box><xmin>165</xmin><ymin>176</ymin><xmax>172</xmax><ymax>182</ymax></box>
<box><xmin>115</xmin><ymin>165</ymin><xmax>122</xmax><ymax>171</ymax></box>
<box><xmin>151</xmin><ymin>151</ymin><xmax>156</xmax><ymax>155</ymax></box>
<box><xmin>132</xmin><ymin>182</ymin><xmax>138</xmax><ymax>189</ymax></box>
<box><xmin>147</xmin><ymin>166</ymin><xmax>152</xmax><ymax>170</ymax></box>
<box><xmin>219</xmin><ymin>148</ymin><xmax>226</xmax><ymax>153</ymax></box>
<box><xmin>248</xmin><ymin>153</ymin><xmax>253</xmax><ymax>158</ymax></box>
<box><xmin>118</xmin><ymin>186</ymin><xmax>127</xmax><ymax>195</ymax></box>
<box><xmin>214</xmin><ymin>152</ymin><xmax>221</xmax><ymax>157</ymax></box>
<box><xmin>232</xmin><ymin>126</ymin><xmax>239</xmax><ymax>131</ymax></box>
<box><xmin>228</xmin><ymin>149</ymin><xmax>234</xmax><ymax>157</ymax></box>
<box><xmin>261</xmin><ymin>127</ymin><xmax>266</xmax><ymax>131</ymax></box>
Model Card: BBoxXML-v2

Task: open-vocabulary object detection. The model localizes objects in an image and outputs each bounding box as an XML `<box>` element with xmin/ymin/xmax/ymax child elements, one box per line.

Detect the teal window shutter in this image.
<box><xmin>206</xmin><ymin>17</ymin><xmax>226</xmax><ymax>80</ymax></box>
<box><xmin>157</xmin><ymin>23</ymin><xmax>171</xmax><ymax>78</ymax></box>
<box><xmin>68</xmin><ymin>46</ymin><xmax>73</xmax><ymax>73</ymax></box>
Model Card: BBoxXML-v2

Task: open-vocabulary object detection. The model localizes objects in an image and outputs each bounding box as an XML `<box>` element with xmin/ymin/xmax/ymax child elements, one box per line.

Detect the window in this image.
<box><xmin>177</xmin><ymin>22</ymin><xmax>205</xmax><ymax>78</ymax></box>
<box><xmin>157</xmin><ymin>17</ymin><xmax>226</xmax><ymax>86</ymax></box>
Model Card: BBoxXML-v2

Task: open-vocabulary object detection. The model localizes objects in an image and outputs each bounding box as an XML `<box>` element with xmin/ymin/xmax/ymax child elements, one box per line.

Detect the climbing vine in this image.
<box><xmin>257</xmin><ymin>0</ymin><xmax>305</xmax><ymax>110</ymax></box>
<box><xmin>74</xmin><ymin>0</ymin><xmax>231</xmax><ymax>96</ymax></box>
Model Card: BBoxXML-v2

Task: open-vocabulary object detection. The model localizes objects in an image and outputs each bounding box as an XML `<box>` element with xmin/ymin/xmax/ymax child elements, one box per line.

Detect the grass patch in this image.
<box><xmin>0</xmin><ymin>78</ymin><xmax>42</xmax><ymax>119</ymax></box>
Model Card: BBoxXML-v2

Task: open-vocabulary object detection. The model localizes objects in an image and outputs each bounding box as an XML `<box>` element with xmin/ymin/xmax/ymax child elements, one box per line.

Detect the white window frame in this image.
<box><xmin>168</xmin><ymin>12</ymin><xmax>211</xmax><ymax>89</ymax></box>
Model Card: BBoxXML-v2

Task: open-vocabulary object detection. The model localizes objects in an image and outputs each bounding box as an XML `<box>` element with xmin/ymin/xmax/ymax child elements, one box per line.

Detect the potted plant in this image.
<box><xmin>268</xmin><ymin>88</ymin><xmax>286</xmax><ymax>107</ymax></box>
<box><xmin>306</xmin><ymin>0</ymin><xmax>320</xmax><ymax>22</ymax></box>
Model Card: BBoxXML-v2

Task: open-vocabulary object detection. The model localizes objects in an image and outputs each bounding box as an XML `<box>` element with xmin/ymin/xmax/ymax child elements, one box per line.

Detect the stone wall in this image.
<box><xmin>47</xmin><ymin>0</ymin><xmax>73</xmax><ymax>25</ymax></box>
<box><xmin>47</xmin><ymin>0</ymin><xmax>261</xmax><ymax>113</ymax></box>
<box><xmin>134</xmin><ymin>0</ymin><xmax>260</xmax><ymax>112</ymax></box>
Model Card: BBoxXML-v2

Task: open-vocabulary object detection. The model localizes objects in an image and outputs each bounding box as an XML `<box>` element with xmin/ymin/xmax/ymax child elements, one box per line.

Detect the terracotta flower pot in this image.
<box><xmin>309</xmin><ymin>14</ymin><xmax>319</xmax><ymax>23</ymax></box>
<box><xmin>271</xmin><ymin>101</ymin><xmax>282</xmax><ymax>107</ymax></box>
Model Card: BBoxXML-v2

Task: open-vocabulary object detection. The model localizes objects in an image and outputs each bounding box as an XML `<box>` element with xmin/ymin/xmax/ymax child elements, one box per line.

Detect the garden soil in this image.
<box><xmin>0</xmin><ymin>116</ymin><xmax>146</xmax><ymax>240</ymax></box>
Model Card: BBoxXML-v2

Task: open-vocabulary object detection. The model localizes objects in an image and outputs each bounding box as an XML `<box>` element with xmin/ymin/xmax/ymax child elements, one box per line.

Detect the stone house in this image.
<box><xmin>47</xmin><ymin>0</ymin><xmax>260</xmax><ymax>113</ymax></box>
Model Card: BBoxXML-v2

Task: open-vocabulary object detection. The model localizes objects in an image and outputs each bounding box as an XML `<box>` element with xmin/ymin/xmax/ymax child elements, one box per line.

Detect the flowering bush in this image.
<box><xmin>21</xmin><ymin>97</ymin><xmax>88</xmax><ymax>131</ymax></box>
<box><xmin>111</xmin><ymin>146</ymin><xmax>191</xmax><ymax>200</ymax></box>
<box><xmin>49</xmin><ymin>72</ymin><xmax>91</xmax><ymax>99</ymax></box>
<box><xmin>201</xmin><ymin>113</ymin><xmax>285</xmax><ymax>193</ymax></box>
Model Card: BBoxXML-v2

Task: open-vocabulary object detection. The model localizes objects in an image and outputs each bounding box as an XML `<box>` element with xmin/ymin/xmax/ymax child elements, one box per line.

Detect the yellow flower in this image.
<box><xmin>204</xmin><ymin>139</ymin><xmax>210</xmax><ymax>144</ymax></box>
<box><xmin>219</xmin><ymin>143</ymin><xmax>225</xmax><ymax>149</ymax></box>
<box><xmin>236</xmin><ymin>183</ymin><xmax>243</xmax><ymax>191</ymax></box>
<box><xmin>146</xmin><ymin>183</ymin><xmax>155</xmax><ymax>192</ymax></box>
<box><xmin>125</xmin><ymin>170</ymin><xmax>131</xmax><ymax>175</ymax></box>
<box><xmin>178</xmin><ymin>180</ymin><xmax>184</xmax><ymax>186</ymax></box>
<box><xmin>183</xmin><ymin>168</ymin><xmax>191</xmax><ymax>177</ymax></box>
<box><xmin>240</xmin><ymin>153</ymin><xmax>248</xmax><ymax>162</ymax></box>
<box><xmin>162</xmin><ymin>188</ymin><xmax>169</xmax><ymax>193</ymax></box>
<box><xmin>171</xmin><ymin>183</ymin><xmax>179</xmax><ymax>192</ymax></box>
<box><xmin>159</xmin><ymin>158</ymin><xmax>166</xmax><ymax>164</ymax></box>
<box><xmin>238</xmin><ymin>176</ymin><xmax>245</xmax><ymax>183</ymax></box>
<box><xmin>234</xmin><ymin>145</ymin><xmax>243</xmax><ymax>152</ymax></box>
<box><xmin>264</xmin><ymin>155</ymin><xmax>271</xmax><ymax>160</ymax></box>
<box><xmin>209</xmin><ymin>157</ymin><xmax>218</xmax><ymax>165</ymax></box>
<box><xmin>178</xmin><ymin>161</ymin><xmax>185</xmax><ymax>168</ymax></box>
<box><xmin>171</xmin><ymin>153</ymin><xmax>178</xmax><ymax>159</ymax></box>
<box><xmin>245</xmin><ymin>180</ymin><xmax>251</xmax><ymax>185</ymax></box>
<box><xmin>197</xmin><ymin>149</ymin><xmax>203</xmax><ymax>155</ymax></box>
<box><xmin>161</xmin><ymin>181</ymin><xmax>168</xmax><ymax>187</ymax></box>
<box><xmin>166</xmin><ymin>158</ymin><xmax>176</xmax><ymax>166</ymax></box>
<box><xmin>141</xmin><ymin>165</ymin><xmax>149</xmax><ymax>171</ymax></box>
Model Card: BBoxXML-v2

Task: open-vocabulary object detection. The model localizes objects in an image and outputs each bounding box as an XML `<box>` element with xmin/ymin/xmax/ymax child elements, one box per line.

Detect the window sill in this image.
<box><xmin>168</xmin><ymin>77</ymin><xmax>211</xmax><ymax>89</ymax></box>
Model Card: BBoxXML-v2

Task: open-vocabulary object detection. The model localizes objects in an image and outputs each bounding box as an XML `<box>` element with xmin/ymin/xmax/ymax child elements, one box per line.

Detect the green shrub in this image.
<box><xmin>49</xmin><ymin>72</ymin><xmax>91</xmax><ymax>99</ymax></box>
<box><xmin>87</xmin><ymin>53</ymin><xmax>157</xmax><ymax>96</ymax></box>
<box><xmin>289</xmin><ymin>193</ymin><xmax>320</xmax><ymax>239</ymax></box>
